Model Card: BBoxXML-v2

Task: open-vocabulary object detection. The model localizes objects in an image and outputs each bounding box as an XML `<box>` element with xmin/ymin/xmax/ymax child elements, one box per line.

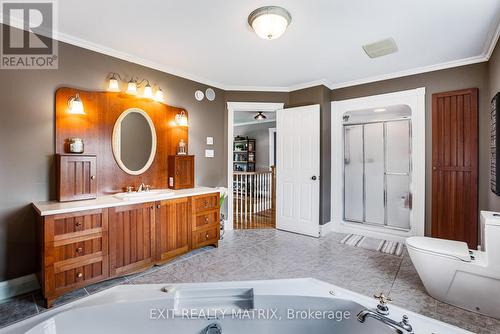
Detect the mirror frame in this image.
<box><xmin>112</xmin><ymin>108</ymin><xmax>157</xmax><ymax>175</ymax></box>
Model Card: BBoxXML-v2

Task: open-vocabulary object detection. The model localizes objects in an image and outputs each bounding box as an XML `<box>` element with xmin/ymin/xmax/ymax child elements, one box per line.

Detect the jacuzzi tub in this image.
<box><xmin>0</xmin><ymin>279</ymin><xmax>471</xmax><ymax>334</ymax></box>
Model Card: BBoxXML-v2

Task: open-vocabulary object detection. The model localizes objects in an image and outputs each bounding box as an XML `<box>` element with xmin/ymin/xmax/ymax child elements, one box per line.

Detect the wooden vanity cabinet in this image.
<box><xmin>36</xmin><ymin>192</ymin><xmax>220</xmax><ymax>308</ymax></box>
<box><xmin>168</xmin><ymin>155</ymin><xmax>194</xmax><ymax>189</ymax></box>
<box><xmin>56</xmin><ymin>154</ymin><xmax>97</xmax><ymax>202</ymax></box>
<box><xmin>108</xmin><ymin>203</ymin><xmax>156</xmax><ymax>277</ymax></box>
<box><xmin>155</xmin><ymin>198</ymin><xmax>191</xmax><ymax>263</ymax></box>
<box><xmin>37</xmin><ymin>208</ymin><xmax>109</xmax><ymax>308</ymax></box>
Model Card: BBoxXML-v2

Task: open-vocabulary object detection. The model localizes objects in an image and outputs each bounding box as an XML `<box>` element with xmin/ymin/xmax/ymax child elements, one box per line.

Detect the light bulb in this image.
<box><xmin>155</xmin><ymin>88</ymin><xmax>164</xmax><ymax>102</ymax></box>
<box><xmin>126</xmin><ymin>80</ymin><xmax>137</xmax><ymax>95</ymax></box>
<box><xmin>143</xmin><ymin>83</ymin><xmax>153</xmax><ymax>98</ymax></box>
<box><xmin>108</xmin><ymin>77</ymin><xmax>120</xmax><ymax>92</ymax></box>
<box><xmin>68</xmin><ymin>93</ymin><xmax>85</xmax><ymax>115</ymax></box>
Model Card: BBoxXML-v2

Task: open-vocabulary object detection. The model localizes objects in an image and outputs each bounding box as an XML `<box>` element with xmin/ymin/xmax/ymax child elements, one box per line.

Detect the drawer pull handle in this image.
<box><xmin>75</xmin><ymin>247</ymin><xmax>83</xmax><ymax>253</ymax></box>
<box><xmin>157</xmin><ymin>204</ymin><xmax>161</xmax><ymax>209</ymax></box>
<box><xmin>76</xmin><ymin>272</ymin><xmax>83</xmax><ymax>278</ymax></box>
<box><xmin>75</xmin><ymin>222</ymin><xmax>82</xmax><ymax>227</ymax></box>
<box><xmin>205</xmin><ymin>217</ymin><xmax>209</xmax><ymax>223</ymax></box>
<box><xmin>204</xmin><ymin>200</ymin><xmax>209</xmax><ymax>207</ymax></box>
<box><xmin>206</xmin><ymin>233</ymin><xmax>209</xmax><ymax>239</ymax></box>
<box><xmin>90</xmin><ymin>175</ymin><xmax>96</xmax><ymax>180</ymax></box>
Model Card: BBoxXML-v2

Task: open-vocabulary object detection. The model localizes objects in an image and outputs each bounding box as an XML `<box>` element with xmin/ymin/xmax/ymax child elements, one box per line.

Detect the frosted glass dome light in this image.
<box><xmin>248</xmin><ymin>6</ymin><xmax>291</xmax><ymax>40</ymax></box>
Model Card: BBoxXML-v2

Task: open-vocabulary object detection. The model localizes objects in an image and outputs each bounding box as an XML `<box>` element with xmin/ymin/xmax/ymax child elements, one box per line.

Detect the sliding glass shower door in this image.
<box><xmin>344</xmin><ymin>119</ymin><xmax>411</xmax><ymax>230</ymax></box>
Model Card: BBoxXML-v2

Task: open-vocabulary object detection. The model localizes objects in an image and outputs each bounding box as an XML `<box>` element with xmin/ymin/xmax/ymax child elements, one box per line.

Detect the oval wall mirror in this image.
<box><xmin>112</xmin><ymin>108</ymin><xmax>157</xmax><ymax>175</ymax></box>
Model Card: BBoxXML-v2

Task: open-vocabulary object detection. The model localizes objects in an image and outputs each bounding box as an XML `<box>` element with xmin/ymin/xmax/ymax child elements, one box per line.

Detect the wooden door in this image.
<box><xmin>57</xmin><ymin>154</ymin><xmax>97</xmax><ymax>202</ymax></box>
<box><xmin>276</xmin><ymin>105</ymin><xmax>321</xmax><ymax>237</ymax></box>
<box><xmin>109</xmin><ymin>202</ymin><xmax>155</xmax><ymax>276</ymax></box>
<box><xmin>156</xmin><ymin>198</ymin><xmax>190</xmax><ymax>262</ymax></box>
<box><xmin>168</xmin><ymin>155</ymin><xmax>194</xmax><ymax>189</ymax></box>
<box><xmin>432</xmin><ymin>88</ymin><xmax>478</xmax><ymax>248</ymax></box>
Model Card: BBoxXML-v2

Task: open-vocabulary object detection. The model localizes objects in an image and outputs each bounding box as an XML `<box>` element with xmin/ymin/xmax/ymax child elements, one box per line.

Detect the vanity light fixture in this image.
<box><xmin>143</xmin><ymin>81</ymin><xmax>153</xmax><ymax>98</ymax></box>
<box><xmin>248</xmin><ymin>6</ymin><xmax>292</xmax><ymax>40</ymax></box>
<box><xmin>67</xmin><ymin>93</ymin><xmax>85</xmax><ymax>115</ymax></box>
<box><xmin>154</xmin><ymin>87</ymin><xmax>165</xmax><ymax>102</ymax></box>
<box><xmin>107</xmin><ymin>73</ymin><xmax>120</xmax><ymax>92</ymax></box>
<box><xmin>254</xmin><ymin>112</ymin><xmax>267</xmax><ymax>121</ymax></box>
<box><xmin>126</xmin><ymin>79</ymin><xmax>138</xmax><ymax>95</ymax></box>
<box><xmin>175</xmin><ymin>110</ymin><xmax>189</xmax><ymax>127</ymax></box>
<box><xmin>108</xmin><ymin>73</ymin><xmax>165</xmax><ymax>102</ymax></box>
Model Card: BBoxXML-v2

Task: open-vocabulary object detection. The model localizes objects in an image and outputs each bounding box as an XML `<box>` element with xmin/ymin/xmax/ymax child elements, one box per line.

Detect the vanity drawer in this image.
<box><xmin>192</xmin><ymin>193</ymin><xmax>219</xmax><ymax>213</ymax></box>
<box><xmin>51</xmin><ymin>209</ymin><xmax>107</xmax><ymax>239</ymax></box>
<box><xmin>192</xmin><ymin>225</ymin><xmax>219</xmax><ymax>248</ymax></box>
<box><xmin>193</xmin><ymin>210</ymin><xmax>218</xmax><ymax>230</ymax></box>
<box><xmin>52</xmin><ymin>255</ymin><xmax>108</xmax><ymax>291</ymax></box>
<box><xmin>53</xmin><ymin>234</ymin><xmax>105</xmax><ymax>262</ymax></box>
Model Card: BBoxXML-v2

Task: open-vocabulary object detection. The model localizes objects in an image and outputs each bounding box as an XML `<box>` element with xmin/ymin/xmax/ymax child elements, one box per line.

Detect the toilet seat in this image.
<box><xmin>406</xmin><ymin>236</ymin><xmax>471</xmax><ymax>262</ymax></box>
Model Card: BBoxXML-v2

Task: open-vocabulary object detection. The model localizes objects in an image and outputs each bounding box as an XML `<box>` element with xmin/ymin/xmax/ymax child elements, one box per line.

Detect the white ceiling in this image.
<box><xmin>11</xmin><ymin>0</ymin><xmax>500</xmax><ymax>91</ymax></box>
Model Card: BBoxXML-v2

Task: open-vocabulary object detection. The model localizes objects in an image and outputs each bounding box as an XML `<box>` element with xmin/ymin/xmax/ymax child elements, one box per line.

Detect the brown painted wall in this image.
<box><xmin>331</xmin><ymin>62</ymin><xmax>490</xmax><ymax>235</ymax></box>
<box><xmin>488</xmin><ymin>41</ymin><xmax>500</xmax><ymax>212</ymax></box>
<box><xmin>0</xmin><ymin>31</ymin><xmax>226</xmax><ymax>281</ymax></box>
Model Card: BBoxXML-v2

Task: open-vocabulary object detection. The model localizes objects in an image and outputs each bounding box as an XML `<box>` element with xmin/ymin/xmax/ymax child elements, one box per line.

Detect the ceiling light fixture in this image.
<box><xmin>248</xmin><ymin>6</ymin><xmax>292</xmax><ymax>40</ymax></box>
<box><xmin>254</xmin><ymin>112</ymin><xmax>267</xmax><ymax>121</ymax></box>
<box><xmin>67</xmin><ymin>93</ymin><xmax>85</xmax><ymax>115</ymax></box>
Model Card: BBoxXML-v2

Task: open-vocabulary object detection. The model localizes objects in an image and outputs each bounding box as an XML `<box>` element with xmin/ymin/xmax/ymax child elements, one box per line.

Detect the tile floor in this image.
<box><xmin>1</xmin><ymin>229</ymin><xmax>499</xmax><ymax>333</ymax></box>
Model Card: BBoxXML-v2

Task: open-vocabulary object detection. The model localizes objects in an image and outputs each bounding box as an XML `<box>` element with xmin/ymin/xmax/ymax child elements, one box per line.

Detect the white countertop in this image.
<box><xmin>32</xmin><ymin>187</ymin><xmax>221</xmax><ymax>216</ymax></box>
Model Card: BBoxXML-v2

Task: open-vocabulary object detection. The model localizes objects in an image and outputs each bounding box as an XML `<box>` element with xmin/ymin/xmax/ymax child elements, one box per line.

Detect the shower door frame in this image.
<box><xmin>342</xmin><ymin>118</ymin><xmax>412</xmax><ymax>231</ymax></box>
<box><xmin>331</xmin><ymin>88</ymin><xmax>426</xmax><ymax>241</ymax></box>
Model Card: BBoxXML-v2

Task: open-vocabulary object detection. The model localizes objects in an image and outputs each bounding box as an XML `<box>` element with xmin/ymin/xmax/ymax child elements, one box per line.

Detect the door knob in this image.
<box><xmin>432</xmin><ymin>166</ymin><xmax>437</xmax><ymax>171</ymax></box>
<box><xmin>311</xmin><ymin>176</ymin><xmax>317</xmax><ymax>181</ymax></box>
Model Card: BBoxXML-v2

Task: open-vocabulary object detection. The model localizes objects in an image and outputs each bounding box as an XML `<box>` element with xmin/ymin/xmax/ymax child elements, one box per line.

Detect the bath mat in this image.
<box><xmin>340</xmin><ymin>234</ymin><xmax>404</xmax><ymax>256</ymax></box>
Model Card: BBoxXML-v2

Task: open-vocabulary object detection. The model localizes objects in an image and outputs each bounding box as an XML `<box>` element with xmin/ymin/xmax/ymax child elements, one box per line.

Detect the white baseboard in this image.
<box><xmin>319</xmin><ymin>221</ymin><xmax>333</xmax><ymax>237</ymax></box>
<box><xmin>223</xmin><ymin>219</ymin><xmax>233</xmax><ymax>231</ymax></box>
<box><xmin>0</xmin><ymin>274</ymin><xmax>40</xmax><ymax>301</ymax></box>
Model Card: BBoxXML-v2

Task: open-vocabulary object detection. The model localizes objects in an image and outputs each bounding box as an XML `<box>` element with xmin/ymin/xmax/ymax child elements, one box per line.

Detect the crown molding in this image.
<box><xmin>1</xmin><ymin>14</ymin><xmax>499</xmax><ymax>93</ymax></box>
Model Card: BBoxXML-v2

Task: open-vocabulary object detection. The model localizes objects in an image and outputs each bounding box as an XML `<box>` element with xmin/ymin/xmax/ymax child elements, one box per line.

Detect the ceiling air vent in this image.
<box><xmin>362</xmin><ymin>38</ymin><xmax>398</xmax><ymax>58</ymax></box>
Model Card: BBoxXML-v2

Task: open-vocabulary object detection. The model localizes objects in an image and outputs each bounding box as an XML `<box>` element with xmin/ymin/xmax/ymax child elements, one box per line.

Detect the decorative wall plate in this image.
<box><xmin>206</xmin><ymin>88</ymin><xmax>216</xmax><ymax>101</ymax></box>
<box><xmin>195</xmin><ymin>90</ymin><xmax>204</xmax><ymax>101</ymax></box>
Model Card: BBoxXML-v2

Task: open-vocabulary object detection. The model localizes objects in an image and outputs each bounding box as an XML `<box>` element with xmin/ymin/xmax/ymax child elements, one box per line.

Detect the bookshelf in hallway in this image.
<box><xmin>233</xmin><ymin>136</ymin><xmax>256</xmax><ymax>172</ymax></box>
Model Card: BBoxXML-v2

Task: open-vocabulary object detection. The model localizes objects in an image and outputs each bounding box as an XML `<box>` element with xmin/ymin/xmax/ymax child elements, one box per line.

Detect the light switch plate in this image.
<box><xmin>205</xmin><ymin>149</ymin><xmax>214</xmax><ymax>158</ymax></box>
<box><xmin>206</xmin><ymin>137</ymin><xmax>214</xmax><ymax>145</ymax></box>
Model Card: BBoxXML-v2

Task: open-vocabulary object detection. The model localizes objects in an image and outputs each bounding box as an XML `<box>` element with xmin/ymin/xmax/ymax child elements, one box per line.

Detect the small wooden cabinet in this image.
<box><xmin>108</xmin><ymin>203</ymin><xmax>156</xmax><ymax>277</ymax></box>
<box><xmin>36</xmin><ymin>192</ymin><xmax>219</xmax><ymax>308</ymax></box>
<box><xmin>56</xmin><ymin>154</ymin><xmax>97</xmax><ymax>202</ymax></box>
<box><xmin>168</xmin><ymin>155</ymin><xmax>194</xmax><ymax>190</ymax></box>
<box><xmin>156</xmin><ymin>198</ymin><xmax>191</xmax><ymax>262</ymax></box>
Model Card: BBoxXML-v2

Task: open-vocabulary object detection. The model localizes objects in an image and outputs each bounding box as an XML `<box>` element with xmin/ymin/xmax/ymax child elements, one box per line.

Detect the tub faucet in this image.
<box><xmin>204</xmin><ymin>323</ymin><xmax>221</xmax><ymax>334</ymax></box>
<box><xmin>357</xmin><ymin>310</ymin><xmax>413</xmax><ymax>334</ymax></box>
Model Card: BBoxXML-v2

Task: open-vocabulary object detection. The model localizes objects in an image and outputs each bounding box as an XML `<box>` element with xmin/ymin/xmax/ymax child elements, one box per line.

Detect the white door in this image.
<box><xmin>276</xmin><ymin>105</ymin><xmax>320</xmax><ymax>237</ymax></box>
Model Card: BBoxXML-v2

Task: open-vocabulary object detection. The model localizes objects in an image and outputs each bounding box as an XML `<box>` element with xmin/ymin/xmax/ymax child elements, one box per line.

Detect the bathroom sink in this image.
<box><xmin>114</xmin><ymin>189</ymin><xmax>175</xmax><ymax>201</ymax></box>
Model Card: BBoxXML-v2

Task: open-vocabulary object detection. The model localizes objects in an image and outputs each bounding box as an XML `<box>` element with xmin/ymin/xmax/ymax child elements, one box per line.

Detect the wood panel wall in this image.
<box><xmin>55</xmin><ymin>88</ymin><xmax>189</xmax><ymax>195</ymax></box>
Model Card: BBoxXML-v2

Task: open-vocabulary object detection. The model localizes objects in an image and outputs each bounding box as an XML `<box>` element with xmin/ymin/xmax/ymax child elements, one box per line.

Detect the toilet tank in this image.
<box><xmin>480</xmin><ymin>211</ymin><xmax>500</xmax><ymax>258</ymax></box>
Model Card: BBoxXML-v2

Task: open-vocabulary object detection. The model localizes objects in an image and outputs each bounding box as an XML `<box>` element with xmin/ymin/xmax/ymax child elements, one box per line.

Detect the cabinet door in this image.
<box><xmin>169</xmin><ymin>155</ymin><xmax>194</xmax><ymax>189</ymax></box>
<box><xmin>156</xmin><ymin>198</ymin><xmax>190</xmax><ymax>262</ymax></box>
<box><xmin>109</xmin><ymin>203</ymin><xmax>155</xmax><ymax>276</ymax></box>
<box><xmin>57</xmin><ymin>154</ymin><xmax>97</xmax><ymax>202</ymax></box>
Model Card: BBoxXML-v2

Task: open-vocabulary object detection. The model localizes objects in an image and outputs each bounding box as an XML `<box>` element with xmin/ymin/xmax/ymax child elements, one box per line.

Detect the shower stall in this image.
<box><xmin>343</xmin><ymin>107</ymin><xmax>412</xmax><ymax>231</ymax></box>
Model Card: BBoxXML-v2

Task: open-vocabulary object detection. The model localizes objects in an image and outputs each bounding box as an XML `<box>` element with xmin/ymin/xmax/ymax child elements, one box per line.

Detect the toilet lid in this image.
<box><xmin>406</xmin><ymin>236</ymin><xmax>471</xmax><ymax>262</ymax></box>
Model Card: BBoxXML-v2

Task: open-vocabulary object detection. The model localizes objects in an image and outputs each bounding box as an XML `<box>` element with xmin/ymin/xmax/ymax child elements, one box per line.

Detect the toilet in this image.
<box><xmin>406</xmin><ymin>211</ymin><xmax>500</xmax><ymax>319</ymax></box>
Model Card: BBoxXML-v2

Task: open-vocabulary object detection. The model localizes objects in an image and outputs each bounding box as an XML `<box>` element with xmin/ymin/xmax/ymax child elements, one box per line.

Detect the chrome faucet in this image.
<box><xmin>357</xmin><ymin>310</ymin><xmax>413</xmax><ymax>334</ymax></box>
<box><xmin>204</xmin><ymin>323</ymin><xmax>221</xmax><ymax>334</ymax></box>
<box><xmin>137</xmin><ymin>183</ymin><xmax>146</xmax><ymax>192</ymax></box>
